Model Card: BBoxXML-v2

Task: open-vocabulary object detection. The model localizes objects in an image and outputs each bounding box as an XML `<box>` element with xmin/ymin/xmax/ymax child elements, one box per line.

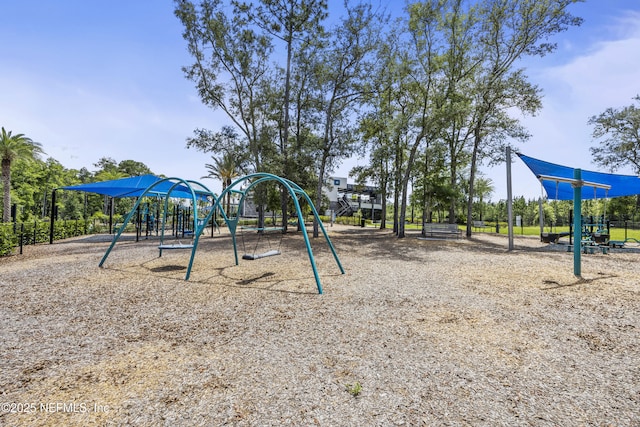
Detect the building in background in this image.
<box><xmin>323</xmin><ymin>177</ymin><xmax>382</xmax><ymax>220</ymax></box>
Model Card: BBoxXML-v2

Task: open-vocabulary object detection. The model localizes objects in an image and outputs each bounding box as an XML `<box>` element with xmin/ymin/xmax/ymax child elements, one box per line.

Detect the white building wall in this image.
<box><xmin>324</xmin><ymin>177</ymin><xmax>347</xmax><ymax>203</ymax></box>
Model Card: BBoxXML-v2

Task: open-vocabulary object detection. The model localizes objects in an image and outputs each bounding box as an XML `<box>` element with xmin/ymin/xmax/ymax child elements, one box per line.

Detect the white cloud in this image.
<box><xmin>484</xmin><ymin>12</ymin><xmax>640</xmax><ymax>201</ymax></box>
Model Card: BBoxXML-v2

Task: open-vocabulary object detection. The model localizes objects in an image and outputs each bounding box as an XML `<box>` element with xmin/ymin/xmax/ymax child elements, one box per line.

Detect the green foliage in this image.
<box><xmin>345</xmin><ymin>381</ymin><xmax>362</xmax><ymax>397</ymax></box>
<box><xmin>117</xmin><ymin>159</ymin><xmax>153</xmax><ymax>176</ymax></box>
<box><xmin>1</xmin><ymin>127</ymin><xmax>46</xmax><ymax>222</ymax></box>
<box><xmin>61</xmin><ymin>195</ymin><xmax>84</xmax><ymax>220</ymax></box>
<box><xmin>0</xmin><ymin>224</ymin><xmax>18</xmax><ymax>256</ymax></box>
<box><xmin>0</xmin><ymin>146</ymin><xmax>160</xmax><ymax>256</ymax></box>
<box><xmin>589</xmin><ymin>95</ymin><xmax>640</xmax><ymax>174</ymax></box>
<box><xmin>1</xmin><ymin>152</ymin><xmax>152</xmax><ymax>223</ymax></box>
<box><xmin>175</xmin><ymin>0</ymin><xmax>275</xmax><ymax>175</ymax></box>
<box><xmin>0</xmin><ymin>218</ymin><xmax>107</xmax><ymax>256</ymax></box>
<box><xmin>18</xmin><ymin>221</ymin><xmax>51</xmax><ymax>245</ymax></box>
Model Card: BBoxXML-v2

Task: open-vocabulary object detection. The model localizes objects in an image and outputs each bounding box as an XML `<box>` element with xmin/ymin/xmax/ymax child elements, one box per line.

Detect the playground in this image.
<box><xmin>1</xmin><ymin>225</ymin><xmax>638</xmax><ymax>426</ymax></box>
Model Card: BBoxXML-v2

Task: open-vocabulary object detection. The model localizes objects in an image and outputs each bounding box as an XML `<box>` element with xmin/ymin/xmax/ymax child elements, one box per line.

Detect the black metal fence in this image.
<box><xmin>0</xmin><ymin>219</ymin><xmax>114</xmax><ymax>256</ymax></box>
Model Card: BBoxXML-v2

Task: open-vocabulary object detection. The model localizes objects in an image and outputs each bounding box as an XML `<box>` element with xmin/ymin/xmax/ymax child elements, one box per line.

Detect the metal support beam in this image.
<box><xmin>49</xmin><ymin>189</ymin><xmax>57</xmax><ymax>244</ymax></box>
<box><xmin>573</xmin><ymin>169</ymin><xmax>582</xmax><ymax>277</ymax></box>
<box><xmin>506</xmin><ymin>147</ymin><xmax>514</xmax><ymax>251</ymax></box>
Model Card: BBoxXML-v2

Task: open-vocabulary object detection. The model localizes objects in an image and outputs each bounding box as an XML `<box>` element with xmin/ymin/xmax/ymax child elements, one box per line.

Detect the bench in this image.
<box><xmin>422</xmin><ymin>223</ymin><xmax>462</xmax><ymax>239</ymax></box>
<box><xmin>567</xmin><ymin>243</ymin><xmax>609</xmax><ymax>254</ymax></box>
<box><xmin>609</xmin><ymin>240</ymin><xmax>625</xmax><ymax>248</ymax></box>
<box><xmin>582</xmin><ymin>244</ymin><xmax>609</xmax><ymax>254</ymax></box>
<box><xmin>472</xmin><ymin>220</ymin><xmax>488</xmax><ymax>231</ymax></box>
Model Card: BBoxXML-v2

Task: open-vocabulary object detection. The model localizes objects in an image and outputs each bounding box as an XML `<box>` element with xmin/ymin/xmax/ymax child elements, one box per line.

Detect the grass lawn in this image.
<box><xmin>401</xmin><ymin>222</ymin><xmax>640</xmax><ymax>241</ymax></box>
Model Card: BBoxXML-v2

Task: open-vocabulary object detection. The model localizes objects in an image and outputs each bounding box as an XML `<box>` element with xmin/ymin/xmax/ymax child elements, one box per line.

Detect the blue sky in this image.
<box><xmin>1</xmin><ymin>1</ymin><xmax>640</xmax><ymax>201</ymax></box>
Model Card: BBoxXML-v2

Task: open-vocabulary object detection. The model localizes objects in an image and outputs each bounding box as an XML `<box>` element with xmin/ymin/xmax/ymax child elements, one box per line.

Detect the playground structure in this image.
<box><xmin>240</xmin><ymin>225</ymin><xmax>283</xmax><ymax>260</ymax></box>
<box><xmin>535</xmin><ymin>173</ymin><xmax>640</xmax><ymax>250</ymax></box>
<box><xmin>538</xmin><ymin>166</ymin><xmax>610</xmax><ymax>247</ymax></box>
<box><xmin>540</xmin><ymin>231</ymin><xmax>570</xmax><ymax>244</ymax></box>
<box><xmin>98</xmin><ymin>174</ymin><xmax>344</xmax><ymax>294</ymax></box>
<box><xmin>518</xmin><ymin>152</ymin><xmax>640</xmax><ymax>276</ymax></box>
<box><xmin>540</xmin><ymin>214</ymin><xmax>610</xmax><ymax>246</ymax></box>
<box><xmin>99</xmin><ymin>177</ymin><xmax>212</xmax><ymax>274</ymax></box>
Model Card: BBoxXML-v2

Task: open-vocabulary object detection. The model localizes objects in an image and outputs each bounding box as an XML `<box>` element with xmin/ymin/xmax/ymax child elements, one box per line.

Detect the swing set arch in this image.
<box><xmin>98</xmin><ymin>174</ymin><xmax>343</xmax><ymax>294</ymax></box>
<box><xmin>99</xmin><ymin>177</ymin><xmax>217</xmax><ymax>279</ymax></box>
<box><xmin>200</xmin><ymin>173</ymin><xmax>344</xmax><ymax>294</ymax></box>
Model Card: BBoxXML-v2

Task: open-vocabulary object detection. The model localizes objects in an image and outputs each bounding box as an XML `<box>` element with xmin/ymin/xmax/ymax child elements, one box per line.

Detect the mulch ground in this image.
<box><xmin>1</xmin><ymin>225</ymin><xmax>638</xmax><ymax>426</ymax></box>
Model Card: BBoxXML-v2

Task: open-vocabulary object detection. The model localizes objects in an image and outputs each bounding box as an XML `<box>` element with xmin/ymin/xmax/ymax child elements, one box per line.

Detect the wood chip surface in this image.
<box><xmin>1</xmin><ymin>225</ymin><xmax>638</xmax><ymax>426</ymax></box>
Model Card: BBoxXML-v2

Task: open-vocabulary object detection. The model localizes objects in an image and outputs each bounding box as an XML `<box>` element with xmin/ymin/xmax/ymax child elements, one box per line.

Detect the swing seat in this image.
<box><xmin>592</xmin><ymin>233</ymin><xmax>609</xmax><ymax>244</ymax></box>
<box><xmin>239</xmin><ymin>224</ymin><xmax>284</xmax><ymax>260</ymax></box>
<box><xmin>240</xmin><ymin>226</ymin><xmax>283</xmax><ymax>233</ymax></box>
<box><xmin>541</xmin><ymin>232</ymin><xmax>570</xmax><ymax>243</ymax></box>
<box><xmin>242</xmin><ymin>249</ymin><xmax>281</xmax><ymax>260</ymax></box>
<box><xmin>158</xmin><ymin>243</ymin><xmax>194</xmax><ymax>250</ymax></box>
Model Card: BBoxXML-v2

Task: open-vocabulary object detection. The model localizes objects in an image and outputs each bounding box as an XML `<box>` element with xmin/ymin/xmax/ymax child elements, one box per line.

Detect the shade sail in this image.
<box><xmin>61</xmin><ymin>175</ymin><xmax>204</xmax><ymax>199</ymax></box>
<box><xmin>518</xmin><ymin>153</ymin><xmax>640</xmax><ymax>200</ymax></box>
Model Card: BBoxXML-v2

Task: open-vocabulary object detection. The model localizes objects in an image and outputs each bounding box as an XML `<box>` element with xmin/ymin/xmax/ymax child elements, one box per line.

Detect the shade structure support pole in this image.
<box><xmin>573</xmin><ymin>169</ymin><xmax>582</xmax><ymax>277</ymax></box>
<box><xmin>506</xmin><ymin>147</ymin><xmax>514</xmax><ymax>251</ymax></box>
<box><xmin>49</xmin><ymin>189</ymin><xmax>57</xmax><ymax>244</ymax></box>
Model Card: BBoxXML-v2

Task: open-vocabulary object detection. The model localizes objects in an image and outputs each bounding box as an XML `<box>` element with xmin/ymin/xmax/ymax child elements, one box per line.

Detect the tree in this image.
<box><xmin>394</xmin><ymin>0</ymin><xmax>449</xmax><ymax>238</ymax></box>
<box><xmin>176</xmin><ymin>0</ymin><xmax>279</xmax><ymax>228</ymax></box>
<box><xmin>118</xmin><ymin>160</ymin><xmax>153</xmax><ymax>176</ymax></box>
<box><xmin>92</xmin><ymin>158</ymin><xmax>128</xmax><ymax>217</ymax></box>
<box><xmin>463</xmin><ymin>0</ymin><xmax>583</xmax><ymax>237</ymax></box>
<box><xmin>93</xmin><ymin>168</ymin><xmax>127</xmax><ymax>183</ymax></box>
<box><xmin>175</xmin><ymin>0</ymin><xmax>274</xmax><ymax>176</ymax></box>
<box><xmin>9</xmin><ymin>157</ymin><xmax>45</xmax><ymax>221</ymax></box>
<box><xmin>359</xmin><ymin>25</ymin><xmax>414</xmax><ymax>233</ymax></box>
<box><xmin>589</xmin><ymin>95</ymin><xmax>640</xmax><ymax>174</ymax></box>
<box><xmin>202</xmin><ymin>152</ymin><xmax>240</xmax><ymax>214</ymax></box>
<box><xmin>350</xmin><ymin>132</ymin><xmax>395</xmax><ymax>229</ymax></box>
<box><xmin>437</xmin><ymin>0</ymin><xmax>476</xmax><ymax>224</ymax></box>
<box><xmin>473</xmin><ymin>176</ymin><xmax>494</xmax><ymax>221</ymax></box>
<box><xmin>0</xmin><ymin>127</ymin><xmax>44</xmax><ymax>222</ymax></box>
<box><xmin>589</xmin><ymin>94</ymin><xmax>640</xmax><ymax>218</ymax></box>
<box><xmin>93</xmin><ymin>157</ymin><xmax>119</xmax><ymax>174</ymax></box>
<box><xmin>237</xmin><ymin>0</ymin><xmax>328</xmax><ymax>231</ymax></box>
<box><xmin>309</xmin><ymin>1</ymin><xmax>382</xmax><ymax>237</ymax></box>
<box><xmin>10</xmin><ymin>157</ymin><xmax>79</xmax><ymax>221</ymax></box>
<box><xmin>415</xmin><ymin>143</ymin><xmax>448</xmax><ymax>226</ymax></box>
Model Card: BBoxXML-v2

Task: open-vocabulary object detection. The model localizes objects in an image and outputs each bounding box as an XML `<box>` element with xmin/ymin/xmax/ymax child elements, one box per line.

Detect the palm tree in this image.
<box><xmin>474</xmin><ymin>177</ymin><xmax>494</xmax><ymax>222</ymax></box>
<box><xmin>1</xmin><ymin>127</ymin><xmax>44</xmax><ymax>222</ymax></box>
<box><xmin>202</xmin><ymin>153</ymin><xmax>239</xmax><ymax>215</ymax></box>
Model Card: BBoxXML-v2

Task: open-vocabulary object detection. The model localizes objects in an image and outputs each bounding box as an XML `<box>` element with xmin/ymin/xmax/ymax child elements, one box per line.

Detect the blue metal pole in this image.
<box><xmin>298</xmin><ymin>190</ymin><xmax>345</xmax><ymax>274</ymax></box>
<box><xmin>573</xmin><ymin>169</ymin><xmax>582</xmax><ymax>277</ymax></box>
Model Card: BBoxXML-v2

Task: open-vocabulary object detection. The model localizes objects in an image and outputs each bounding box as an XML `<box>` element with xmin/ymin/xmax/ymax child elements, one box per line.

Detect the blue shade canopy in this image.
<box><xmin>518</xmin><ymin>153</ymin><xmax>640</xmax><ymax>200</ymax></box>
<box><xmin>61</xmin><ymin>174</ymin><xmax>201</xmax><ymax>199</ymax></box>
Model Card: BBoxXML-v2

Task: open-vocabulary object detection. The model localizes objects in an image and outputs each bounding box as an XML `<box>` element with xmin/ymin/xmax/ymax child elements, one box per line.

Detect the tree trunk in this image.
<box><xmin>393</xmin><ymin>139</ymin><xmax>403</xmax><ymax>235</ymax></box>
<box><xmin>313</xmin><ymin>153</ymin><xmax>329</xmax><ymax>238</ymax></box>
<box><xmin>280</xmin><ymin>23</ymin><xmax>294</xmax><ymax>234</ymax></box>
<box><xmin>2</xmin><ymin>159</ymin><xmax>11</xmax><ymax>222</ymax></box>
<box><xmin>397</xmin><ymin>133</ymin><xmax>424</xmax><ymax>238</ymax></box>
<box><xmin>379</xmin><ymin>158</ymin><xmax>388</xmax><ymax>229</ymax></box>
<box><xmin>421</xmin><ymin>147</ymin><xmax>431</xmax><ymax>236</ymax></box>
<box><xmin>449</xmin><ymin>164</ymin><xmax>457</xmax><ymax>224</ymax></box>
<box><xmin>421</xmin><ymin>186</ymin><xmax>429</xmax><ymax>237</ymax></box>
<box><xmin>466</xmin><ymin>127</ymin><xmax>481</xmax><ymax>238</ymax></box>
<box><xmin>280</xmin><ymin>189</ymin><xmax>288</xmax><ymax>233</ymax></box>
